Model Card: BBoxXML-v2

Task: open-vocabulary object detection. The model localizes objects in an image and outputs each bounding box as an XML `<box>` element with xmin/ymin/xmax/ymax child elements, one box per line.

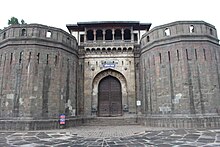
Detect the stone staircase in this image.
<box><xmin>82</xmin><ymin>116</ymin><xmax>139</xmax><ymax>126</ymax></box>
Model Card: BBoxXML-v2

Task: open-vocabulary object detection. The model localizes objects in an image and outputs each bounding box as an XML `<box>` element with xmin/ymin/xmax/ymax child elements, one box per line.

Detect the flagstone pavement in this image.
<box><xmin>1</xmin><ymin>125</ymin><xmax>220</xmax><ymax>146</ymax></box>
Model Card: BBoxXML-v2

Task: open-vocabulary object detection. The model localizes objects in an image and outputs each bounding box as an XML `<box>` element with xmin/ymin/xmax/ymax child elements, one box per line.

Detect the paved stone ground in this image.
<box><xmin>1</xmin><ymin>125</ymin><xmax>220</xmax><ymax>146</ymax></box>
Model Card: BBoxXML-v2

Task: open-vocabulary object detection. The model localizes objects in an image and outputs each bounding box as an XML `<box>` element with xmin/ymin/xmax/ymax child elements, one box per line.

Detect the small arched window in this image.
<box><xmin>87</xmin><ymin>30</ymin><xmax>94</xmax><ymax>40</ymax></box>
<box><xmin>147</xmin><ymin>36</ymin><xmax>150</xmax><ymax>42</ymax></box>
<box><xmin>96</xmin><ymin>30</ymin><xmax>103</xmax><ymax>40</ymax></box>
<box><xmin>210</xmin><ymin>28</ymin><xmax>213</xmax><ymax>35</ymax></box>
<box><xmin>46</xmin><ymin>31</ymin><xmax>52</xmax><ymax>38</ymax></box>
<box><xmin>21</xmin><ymin>29</ymin><xmax>27</xmax><ymax>36</ymax></box>
<box><xmin>124</xmin><ymin>29</ymin><xmax>131</xmax><ymax>40</ymax></box>
<box><xmin>123</xmin><ymin>47</ymin><xmax>127</xmax><ymax>52</ymax></box>
<box><xmin>91</xmin><ymin>48</ymin><xmax>95</xmax><ymax>52</ymax></box>
<box><xmin>107</xmin><ymin>48</ymin><xmax>111</xmax><ymax>52</ymax></box>
<box><xmin>86</xmin><ymin>48</ymin><xmax>90</xmax><ymax>52</ymax></box>
<box><xmin>105</xmin><ymin>29</ymin><xmax>112</xmax><ymax>40</ymax></box>
<box><xmin>128</xmin><ymin>47</ymin><xmax>132</xmax><ymax>51</ymax></box>
<box><xmin>189</xmin><ymin>25</ymin><xmax>195</xmax><ymax>33</ymax></box>
<box><xmin>114</xmin><ymin>29</ymin><xmax>122</xmax><ymax>40</ymax></box>
<box><xmin>112</xmin><ymin>48</ymin><xmax>116</xmax><ymax>51</ymax></box>
<box><xmin>164</xmin><ymin>28</ymin><xmax>170</xmax><ymax>36</ymax></box>
<box><xmin>3</xmin><ymin>32</ymin><xmax>6</xmax><ymax>39</ymax></box>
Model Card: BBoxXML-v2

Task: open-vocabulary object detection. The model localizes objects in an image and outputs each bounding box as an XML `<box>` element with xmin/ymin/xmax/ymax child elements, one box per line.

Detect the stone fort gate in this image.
<box><xmin>1</xmin><ymin>20</ymin><xmax>220</xmax><ymax>130</ymax></box>
<box><xmin>92</xmin><ymin>69</ymin><xmax>128</xmax><ymax>116</ymax></box>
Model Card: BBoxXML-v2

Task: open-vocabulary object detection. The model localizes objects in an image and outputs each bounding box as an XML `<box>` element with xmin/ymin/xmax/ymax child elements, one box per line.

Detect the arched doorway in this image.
<box><xmin>98</xmin><ymin>76</ymin><xmax>122</xmax><ymax>117</ymax></box>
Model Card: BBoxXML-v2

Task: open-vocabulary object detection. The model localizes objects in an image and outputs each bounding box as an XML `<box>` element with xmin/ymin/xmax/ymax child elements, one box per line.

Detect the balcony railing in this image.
<box><xmin>80</xmin><ymin>40</ymin><xmax>139</xmax><ymax>47</ymax></box>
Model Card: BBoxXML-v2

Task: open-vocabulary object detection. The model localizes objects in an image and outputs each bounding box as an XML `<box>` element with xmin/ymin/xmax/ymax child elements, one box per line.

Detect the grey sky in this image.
<box><xmin>1</xmin><ymin>0</ymin><xmax>220</xmax><ymax>37</ymax></box>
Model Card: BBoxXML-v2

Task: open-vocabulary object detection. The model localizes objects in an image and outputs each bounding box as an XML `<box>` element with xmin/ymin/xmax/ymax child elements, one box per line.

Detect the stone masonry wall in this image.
<box><xmin>140</xmin><ymin>21</ymin><xmax>220</xmax><ymax>116</ymax></box>
<box><xmin>83</xmin><ymin>50</ymin><xmax>136</xmax><ymax>116</ymax></box>
<box><xmin>0</xmin><ymin>24</ymin><xmax>78</xmax><ymax>119</ymax></box>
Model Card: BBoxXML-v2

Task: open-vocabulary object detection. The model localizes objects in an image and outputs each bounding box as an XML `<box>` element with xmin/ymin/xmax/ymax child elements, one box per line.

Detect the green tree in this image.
<box><xmin>8</xmin><ymin>17</ymin><xmax>27</xmax><ymax>25</ymax></box>
<box><xmin>8</xmin><ymin>17</ymin><xmax>20</xmax><ymax>25</ymax></box>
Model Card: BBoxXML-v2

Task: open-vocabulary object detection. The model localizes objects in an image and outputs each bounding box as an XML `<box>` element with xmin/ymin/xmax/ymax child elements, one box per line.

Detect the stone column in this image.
<box><xmin>131</xmin><ymin>27</ymin><xmax>134</xmax><ymax>42</ymax></box>
<box><xmin>122</xmin><ymin>28</ymin><xmax>124</xmax><ymax>41</ymax></box>
<box><xmin>103</xmin><ymin>29</ymin><xmax>106</xmax><ymax>42</ymax></box>
<box><xmin>112</xmin><ymin>29</ymin><xmax>115</xmax><ymax>41</ymax></box>
<box><xmin>138</xmin><ymin>29</ymin><xmax>141</xmax><ymax>43</ymax></box>
<box><xmin>84</xmin><ymin>28</ymin><xmax>87</xmax><ymax>43</ymax></box>
<box><xmin>93</xmin><ymin>29</ymin><xmax>96</xmax><ymax>42</ymax></box>
<box><xmin>77</xmin><ymin>31</ymin><xmax>79</xmax><ymax>43</ymax></box>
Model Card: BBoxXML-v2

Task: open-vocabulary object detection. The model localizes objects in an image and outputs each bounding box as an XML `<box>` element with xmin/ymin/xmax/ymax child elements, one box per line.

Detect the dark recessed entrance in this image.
<box><xmin>98</xmin><ymin>76</ymin><xmax>122</xmax><ymax>117</ymax></box>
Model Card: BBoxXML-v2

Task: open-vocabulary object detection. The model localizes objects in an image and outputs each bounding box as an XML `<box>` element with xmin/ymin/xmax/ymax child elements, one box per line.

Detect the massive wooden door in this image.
<box><xmin>98</xmin><ymin>76</ymin><xmax>122</xmax><ymax>117</ymax></box>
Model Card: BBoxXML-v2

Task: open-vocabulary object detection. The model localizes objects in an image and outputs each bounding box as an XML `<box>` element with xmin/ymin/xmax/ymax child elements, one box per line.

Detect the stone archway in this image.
<box><xmin>92</xmin><ymin>69</ymin><xmax>128</xmax><ymax>116</ymax></box>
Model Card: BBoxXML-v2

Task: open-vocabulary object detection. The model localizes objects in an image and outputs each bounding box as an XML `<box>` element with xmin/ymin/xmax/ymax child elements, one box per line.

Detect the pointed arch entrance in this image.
<box><xmin>92</xmin><ymin>69</ymin><xmax>128</xmax><ymax>117</ymax></box>
<box><xmin>98</xmin><ymin>76</ymin><xmax>122</xmax><ymax>116</ymax></box>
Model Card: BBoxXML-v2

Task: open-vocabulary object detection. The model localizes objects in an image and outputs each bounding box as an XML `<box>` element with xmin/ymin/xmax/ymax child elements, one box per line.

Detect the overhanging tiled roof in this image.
<box><xmin>66</xmin><ymin>21</ymin><xmax>151</xmax><ymax>32</ymax></box>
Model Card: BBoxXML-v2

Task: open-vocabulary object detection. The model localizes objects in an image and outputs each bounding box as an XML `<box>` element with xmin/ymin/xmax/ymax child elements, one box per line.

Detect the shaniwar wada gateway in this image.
<box><xmin>0</xmin><ymin>20</ymin><xmax>220</xmax><ymax>130</ymax></box>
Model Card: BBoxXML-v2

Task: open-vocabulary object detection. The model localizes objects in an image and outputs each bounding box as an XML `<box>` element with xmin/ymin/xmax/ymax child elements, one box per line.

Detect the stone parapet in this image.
<box><xmin>141</xmin><ymin>21</ymin><xmax>219</xmax><ymax>52</ymax></box>
<box><xmin>0</xmin><ymin>24</ymin><xmax>77</xmax><ymax>52</ymax></box>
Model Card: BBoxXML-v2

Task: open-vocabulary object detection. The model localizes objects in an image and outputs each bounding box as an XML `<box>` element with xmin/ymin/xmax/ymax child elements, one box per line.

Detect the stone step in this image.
<box><xmin>82</xmin><ymin>117</ymin><xmax>139</xmax><ymax>126</ymax></box>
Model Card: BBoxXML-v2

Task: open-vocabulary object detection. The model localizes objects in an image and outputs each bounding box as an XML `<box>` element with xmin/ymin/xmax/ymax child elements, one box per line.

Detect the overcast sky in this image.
<box><xmin>1</xmin><ymin>0</ymin><xmax>220</xmax><ymax>37</ymax></box>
